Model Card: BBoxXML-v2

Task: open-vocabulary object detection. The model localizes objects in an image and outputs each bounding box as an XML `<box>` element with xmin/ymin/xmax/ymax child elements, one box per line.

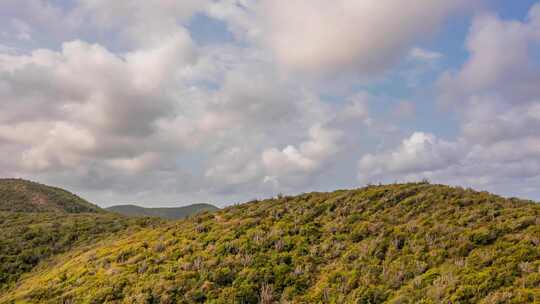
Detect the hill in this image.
<box><xmin>0</xmin><ymin>179</ymin><xmax>162</xmax><ymax>291</ymax></box>
<box><xmin>2</xmin><ymin>183</ymin><xmax>539</xmax><ymax>303</ymax></box>
<box><xmin>0</xmin><ymin>179</ymin><xmax>102</xmax><ymax>213</ymax></box>
<box><xmin>0</xmin><ymin>212</ymin><xmax>161</xmax><ymax>291</ymax></box>
<box><xmin>106</xmin><ymin>203</ymin><xmax>219</xmax><ymax>220</ymax></box>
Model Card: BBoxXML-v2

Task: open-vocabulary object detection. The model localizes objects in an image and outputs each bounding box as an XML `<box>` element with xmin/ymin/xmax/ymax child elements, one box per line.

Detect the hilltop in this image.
<box><xmin>106</xmin><ymin>203</ymin><xmax>219</xmax><ymax>220</ymax></box>
<box><xmin>0</xmin><ymin>179</ymin><xmax>102</xmax><ymax>213</ymax></box>
<box><xmin>2</xmin><ymin>183</ymin><xmax>539</xmax><ymax>303</ymax></box>
<box><xmin>0</xmin><ymin>179</ymin><xmax>162</xmax><ymax>291</ymax></box>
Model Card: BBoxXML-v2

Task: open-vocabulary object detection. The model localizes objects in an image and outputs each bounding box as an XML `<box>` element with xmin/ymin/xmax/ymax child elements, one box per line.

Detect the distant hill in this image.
<box><xmin>0</xmin><ymin>179</ymin><xmax>103</xmax><ymax>213</ymax></box>
<box><xmin>106</xmin><ymin>203</ymin><xmax>219</xmax><ymax>219</ymax></box>
<box><xmin>3</xmin><ymin>183</ymin><xmax>539</xmax><ymax>303</ymax></box>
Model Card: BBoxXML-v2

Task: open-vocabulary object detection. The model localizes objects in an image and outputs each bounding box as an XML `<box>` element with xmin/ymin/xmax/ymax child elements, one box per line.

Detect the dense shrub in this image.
<box><xmin>0</xmin><ymin>212</ymin><xmax>159</xmax><ymax>291</ymax></box>
<box><xmin>1</xmin><ymin>183</ymin><xmax>539</xmax><ymax>303</ymax></box>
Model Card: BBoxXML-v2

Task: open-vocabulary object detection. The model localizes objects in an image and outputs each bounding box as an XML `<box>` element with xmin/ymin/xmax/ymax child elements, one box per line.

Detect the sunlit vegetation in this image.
<box><xmin>0</xmin><ymin>179</ymin><xmax>162</xmax><ymax>292</ymax></box>
<box><xmin>1</xmin><ymin>183</ymin><xmax>539</xmax><ymax>303</ymax></box>
<box><xmin>0</xmin><ymin>212</ymin><xmax>161</xmax><ymax>291</ymax></box>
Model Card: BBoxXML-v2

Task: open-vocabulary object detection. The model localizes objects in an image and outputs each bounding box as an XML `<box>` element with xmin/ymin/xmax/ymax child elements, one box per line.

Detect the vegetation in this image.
<box><xmin>0</xmin><ymin>179</ymin><xmax>102</xmax><ymax>213</ymax></box>
<box><xmin>106</xmin><ymin>204</ymin><xmax>219</xmax><ymax>220</ymax></box>
<box><xmin>1</xmin><ymin>183</ymin><xmax>539</xmax><ymax>303</ymax></box>
<box><xmin>0</xmin><ymin>179</ymin><xmax>162</xmax><ymax>292</ymax></box>
<box><xmin>0</xmin><ymin>212</ymin><xmax>161</xmax><ymax>291</ymax></box>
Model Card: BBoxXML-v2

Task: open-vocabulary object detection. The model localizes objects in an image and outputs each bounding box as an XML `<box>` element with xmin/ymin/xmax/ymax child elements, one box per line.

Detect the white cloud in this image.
<box><xmin>217</xmin><ymin>0</ymin><xmax>471</xmax><ymax>76</ymax></box>
<box><xmin>0</xmin><ymin>37</ymin><xmax>194</xmax><ymax>134</ymax></box>
<box><xmin>263</xmin><ymin>125</ymin><xmax>342</xmax><ymax>177</ymax></box>
<box><xmin>439</xmin><ymin>6</ymin><xmax>540</xmax><ymax>105</ymax></box>
<box><xmin>0</xmin><ymin>36</ymin><xmax>197</xmax><ymax>173</ymax></box>
<box><xmin>0</xmin><ymin>22</ymin><xmax>339</xmax><ymax>204</ymax></box>
<box><xmin>408</xmin><ymin>48</ymin><xmax>443</xmax><ymax>62</ymax></box>
<box><xmin>0</xmin><ymin>0</ymin><xmax>81</xmax><ymax>49</ymax></box>
<box><xmin>107</xmin><ymin>152</ymin><xmax>164</xmax><ymax>174</ymax></box>
<box><xmin>76</xmin><ymin>0</ymin><xmax>209</xmax><ymax>46</ymax></box>
<box><xmin>358</xmin><ymin>132</ymin><xmax>460</xmax><ymax>182</ymax></box>
<box><xmin>20</xmin><ymin>122</ymin><xmax>96</xmax><ymax>171</ymax></box>
<box><xmin>358</xmin><ymin>5</ymin><xmax>540</xmax><ymax>199</ymax></box>
<box><xmin>205</xmin><ymin>147</ymin><xmax>263</xmax><ymax>187</ymax></box>
<box><xmin>1</xmin><ymin>0</ymin><xmax>539</xmax><ymax>205</ymax></box>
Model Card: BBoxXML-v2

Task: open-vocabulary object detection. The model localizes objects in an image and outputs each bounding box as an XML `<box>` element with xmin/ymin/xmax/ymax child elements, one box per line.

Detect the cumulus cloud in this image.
<box><xmin>439</xmin><ymin>6</ymin><xmax>540</xmax><ymax>105</ymax></box>
<box><xmin>0</xmin><ymin>0</ymin><xmax>77</xmax><ymax>45</ymax></box>
<box><xmin>1</xmin><ymin>0</ymin><xmax>539</xmax><ymax>205</ymax></box>
<box><xmin>439</xmin><ymin>3</ymin><xmax>540</xmax><ymax>145</ymax></box>
<box><xmin>0</xmin><ymin>9</ymin><xmax>340</xmax><ymax>204</ymax></box>
<box><xmin>214</xmin><ymin>0</ymin><xmax>471</xmax><ymax>76</ymax></box>
<box><xmin>205</xmin><ymin>147</ymin><xmax>263</xmax><ymax>188</ymax></box>
<box><xmin>76</xmin><ymin>0</ymin><xmax>209</xmax><ymax>46</ymax></box>
<box><xmin>263</xmin><ymin>125</ymin><xmax>342</xmax><ymax>177</ymax></box>
<box><xmin>358</xmin><ymin>132</ymin><xmax>460</xmax><ymax>182</ymax></box>
<box><xmin>358</xmin><ymin>5</ymin><xmax>540</xmax><ymax>198</ymax></box>
<box><xmin>0</xmin><ymin>32</ymin><xmax>199</xmax><ymax>186</ymax></box>
<box><xmin>0</xmin><ymin>36</ymin><xmax>194</xmax><ymax>135</ymax></box>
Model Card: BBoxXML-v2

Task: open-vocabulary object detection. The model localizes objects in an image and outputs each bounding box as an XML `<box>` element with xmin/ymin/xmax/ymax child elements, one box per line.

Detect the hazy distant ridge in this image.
<box><xmin>106</xmin><ymin>203</ymin><xmax>219</xmax><ymax>219</ymax></box>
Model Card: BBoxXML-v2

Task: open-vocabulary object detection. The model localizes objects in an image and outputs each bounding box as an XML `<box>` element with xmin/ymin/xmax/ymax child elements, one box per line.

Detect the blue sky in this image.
<box><xmin>1</xmin><ymin>1</ymin><xmax>539</xmax><ymax>206</ymax></box>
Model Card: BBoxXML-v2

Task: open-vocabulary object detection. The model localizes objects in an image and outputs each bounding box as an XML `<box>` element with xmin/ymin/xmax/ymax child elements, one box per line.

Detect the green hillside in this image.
<box><xmin>0</xmin><ymin>179</ymin><xmax>163</xmax><ymax>292</ymax></box>
<box><xmin>106</xmin><ymin>203</ymin><xmax>219</xmax><ymax>220</ymax></box>
<box><xmin>0</xmin><ymin>212</ymin><xmax>161</xmax><ymax>291</ymax></box>
<box><xmin>2</xmin><ymin>183</ymin><xmax>539</xmax><ymax>303</ymax></box>
<box><xmin>0</xmin><ymin>179</ymin><xmax>102</xmax><ymax>213</ymax></box>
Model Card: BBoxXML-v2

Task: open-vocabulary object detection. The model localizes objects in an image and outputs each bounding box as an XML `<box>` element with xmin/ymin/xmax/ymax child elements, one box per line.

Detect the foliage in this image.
<box><xmin>0</xmin><ymin>212</ymin><xmax>161</xmax><ymax>291</ymax></box>
<box><xmin>1</xmin><ymin>183</ymin><xmax>539</xmax><ymax>303</ymax></box>
<box><xmin>0</xmin><ymin>179</ymin><xmax>102</xmax><ymax>213</ymax></box>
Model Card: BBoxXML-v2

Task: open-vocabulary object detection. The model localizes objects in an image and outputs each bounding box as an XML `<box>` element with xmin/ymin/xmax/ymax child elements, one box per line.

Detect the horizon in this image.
<box><xmin>1</xmin><ymin>0</ymin><xmax>540</xmax><ymax>207</ymax></box>
<box><xmin>3</xmin><ymin>177</ymin><xmax>538</xmax><ymax>209</ymax></box>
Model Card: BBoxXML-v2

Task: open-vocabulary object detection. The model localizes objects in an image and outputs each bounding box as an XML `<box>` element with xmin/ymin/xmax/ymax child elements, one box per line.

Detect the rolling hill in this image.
<box><xmin>106</xmin><ymin>203</ymin><xmax>219</xmax><ymax>220</ymax></box>
<box><xmin>0</xmin><ymin>179</ymin><xmax>102</xmax><ymax>213</ymax></box>
<box><xmin>0</xmin><ymin>212</ymin><xmax>160</xmax><ymax>291</ymax></box>
<box><xmin>0</xmin><ymin>179</ymin><xmax>162</xmax><ymax>291</ymax></box>
<box><xmin>1</xmin><ymin>183</ymin><xmax>539</xmax><ymax>303</ymax></box>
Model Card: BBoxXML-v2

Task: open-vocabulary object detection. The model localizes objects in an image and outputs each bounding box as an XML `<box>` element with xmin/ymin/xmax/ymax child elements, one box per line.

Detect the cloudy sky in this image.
<box><xmin>1</xmin><ymin>0</ymin><xmax>539</xmax><ymax>207</ymax></box>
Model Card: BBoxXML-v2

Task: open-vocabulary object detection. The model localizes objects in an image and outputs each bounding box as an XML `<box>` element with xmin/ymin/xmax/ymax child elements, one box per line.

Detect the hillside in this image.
<box><xmin>106</xmin><ymin>203</ymin><xmax>219</xmax><ymax>220</ymax></box>
<box><xmin>2</xmin><ymin>183</ymin><xmax>539</xmax><ymax>303</ymax></box>
<box><xmin>0</xmin><ymin>179</ymin><xmax>102</xmax><ymax>213</ymax></box>
<box><xmin>0</xmin><ymin>212</ymin><xmax>161</xmax><ymax>291</ymax></box>
<box><xmin>0</xmin><ymin>179</ymin><xmax>163</xmax><ymax>292</ymax></box>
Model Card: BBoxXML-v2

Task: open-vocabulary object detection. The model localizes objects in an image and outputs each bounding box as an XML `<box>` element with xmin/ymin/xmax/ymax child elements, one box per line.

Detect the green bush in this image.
<box><xmin>1</xmin><ymin>183</ymin><xmax>539</xmax><ymax>303</ymax></box>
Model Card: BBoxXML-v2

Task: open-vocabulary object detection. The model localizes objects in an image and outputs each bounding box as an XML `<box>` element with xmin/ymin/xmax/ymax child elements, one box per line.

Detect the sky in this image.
<box><xmin>1</xmin><ymin>0</ymin><xmax>539</xmax><ymax>207</ymax></box>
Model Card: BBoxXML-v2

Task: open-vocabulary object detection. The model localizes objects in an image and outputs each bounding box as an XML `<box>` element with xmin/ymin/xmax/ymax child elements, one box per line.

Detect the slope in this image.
<box><xmin>106</xmin><ymin>203</ymin><xmax>219</xmax><ymax>220</ymax></box>
<box><xmin>0</xmin><ymin>212</ymin><xmax>162</xmax><ymax>291</ymax></box>
<box><xmin>0</xmin><ymin>179</ymin><xmax>102</xmax><ymax>213</ymax></box>
<box><xmin>1</xmin><ymin>183</ymin><xmax>539</xmax><ymax>303</ymax></box>
<box><xmin>0</xmin><ymin>179</ymin><xmax>163</xmax><ymax>291</ymax></box>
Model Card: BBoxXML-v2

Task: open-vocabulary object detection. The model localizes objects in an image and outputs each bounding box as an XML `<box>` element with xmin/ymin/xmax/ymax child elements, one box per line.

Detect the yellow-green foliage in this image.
<box><xmin>0</xmin><ymin>212</ymin><xmax>161</xmax><ymax>291</ymax></box>
<box><xmin>1</xmin><ymin>183</ymin><xmax>539</xmax><ymax>303</ymax></box>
